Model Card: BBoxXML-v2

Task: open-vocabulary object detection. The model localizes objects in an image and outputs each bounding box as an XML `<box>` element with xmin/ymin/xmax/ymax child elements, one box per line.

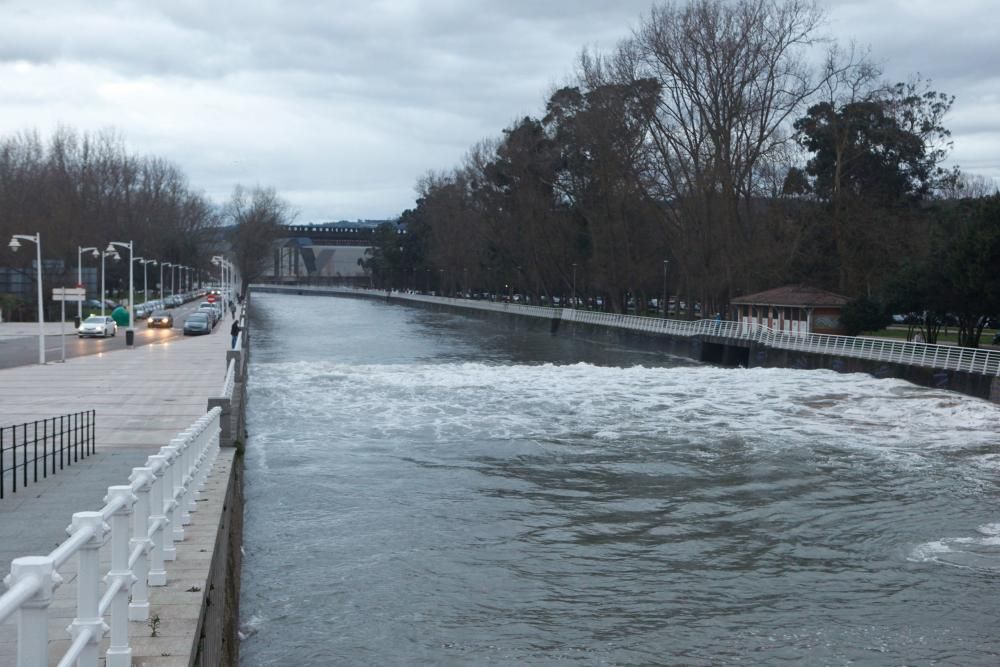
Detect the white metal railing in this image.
<box><xmin>233</xmin><ymin>305</ymin><xmax>246</xmax><ymax>352</ymax></box>
<box><xmin>221</xmin><ymin>358</ymin><xmax>236</xmax><ymax>399</ymax></box>
<box><xmin>0</xmin><ymin>407</ymin><xmax>222</xmax><ymax>667</ymax></box>
<box><xmin>251</xmin><ymin>284</ymin><xmax>1000</xmax><ymax>377</ymax></box>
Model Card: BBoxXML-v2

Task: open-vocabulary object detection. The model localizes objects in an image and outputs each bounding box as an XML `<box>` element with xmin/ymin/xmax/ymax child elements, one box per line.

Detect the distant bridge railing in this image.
<box><xmin>252</xmin><ymin>284</ymin><xmax>1000</xmax><ymax>378</ymax></box>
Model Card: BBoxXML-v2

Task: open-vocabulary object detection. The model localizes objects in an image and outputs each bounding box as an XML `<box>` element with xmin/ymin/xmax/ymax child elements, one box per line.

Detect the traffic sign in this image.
<box><xmin>206</xmin><ymin>294</ymin><xmax>217</xmax><ymax>303</ymax></box>
<box><xmin>52</xmin><ymin>287</ymin><xmax>86</xmax><ymax>301</ymax></box>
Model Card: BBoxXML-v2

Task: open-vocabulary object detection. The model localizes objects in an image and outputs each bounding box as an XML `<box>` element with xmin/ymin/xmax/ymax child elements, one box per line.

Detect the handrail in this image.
<box><xmin>0</xmin><ymin>407</ymin><xmax>224</xmax><ymax>667</ymax></box>
<box><xmin>222</xmin><ymin>358</ymin><xmax>236</xmax><ymax>399</ymax></box>
<box><xmin>252</xmin><ymin>284</ymin><xmax>1000</xmax><ymax>377</ymax></box>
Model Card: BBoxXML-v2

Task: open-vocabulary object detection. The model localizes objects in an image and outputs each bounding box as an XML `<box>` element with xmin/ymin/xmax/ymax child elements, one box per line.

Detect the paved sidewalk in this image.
<box><xmin>0</xmin><ymin>325</ymin><xmax>231</xmax><ymax>567</ymax></box>
<box><xmin>0</xmin><ymin>323</ymin><xmax>234</xmax><ymax>663</ymax></box>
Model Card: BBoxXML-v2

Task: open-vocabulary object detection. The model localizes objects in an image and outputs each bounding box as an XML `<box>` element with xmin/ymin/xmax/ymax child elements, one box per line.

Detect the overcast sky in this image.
<box><xmin>1</xmin><ymin>0</ymin><xmax>997</xmax><ymax>222</ymax></box>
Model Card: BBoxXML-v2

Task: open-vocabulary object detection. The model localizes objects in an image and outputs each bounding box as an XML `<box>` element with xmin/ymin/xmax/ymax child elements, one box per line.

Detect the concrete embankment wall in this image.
<box><xmin>252</xmin><ymin>286</ymin><xmax>998</xmax><ymax>403</ymax></box>
<box><xmin>193</xmin><ymin>304</ymin><xmax>249</xmax><ymax>666</ymax></box>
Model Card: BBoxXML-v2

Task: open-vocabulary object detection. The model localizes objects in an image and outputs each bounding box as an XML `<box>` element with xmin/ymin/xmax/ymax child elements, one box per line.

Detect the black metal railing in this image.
<box><xmin>0</xmin><ymin>410</ymin><xmax>96</xmax><ymax>499</ymax></box>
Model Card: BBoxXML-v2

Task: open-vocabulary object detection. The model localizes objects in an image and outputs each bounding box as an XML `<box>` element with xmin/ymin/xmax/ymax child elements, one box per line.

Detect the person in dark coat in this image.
<box><xmin>231</xmin><ymin>320</ymin><xmax>241</xmax><ymax>348</ymax></box>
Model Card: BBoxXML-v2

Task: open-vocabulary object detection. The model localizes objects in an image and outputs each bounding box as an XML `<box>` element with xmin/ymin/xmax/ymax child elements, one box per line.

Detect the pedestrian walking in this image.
<box><xmin>231</xmin><ymin>319</ymin><xmax>241</xmax><ymax>349</ymax></box>
<box><xmin>230</xmin><ymin>301</ymin><xmax>236</xmax><ymax>319</ymax></box>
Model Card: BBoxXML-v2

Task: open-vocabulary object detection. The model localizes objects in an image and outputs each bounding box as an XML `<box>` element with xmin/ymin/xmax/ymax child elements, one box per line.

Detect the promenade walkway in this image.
<box><xmin>0</xmin><ymin>321</ymin><xmax>235</xmax><ymax>665</ymax></box>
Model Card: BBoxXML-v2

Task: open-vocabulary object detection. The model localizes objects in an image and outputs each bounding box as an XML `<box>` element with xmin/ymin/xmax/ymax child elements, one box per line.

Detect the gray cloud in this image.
<box><xmin>0</xmin><ymin>0</ymin><xmax>995</xmax><ymax>221</ymax></box>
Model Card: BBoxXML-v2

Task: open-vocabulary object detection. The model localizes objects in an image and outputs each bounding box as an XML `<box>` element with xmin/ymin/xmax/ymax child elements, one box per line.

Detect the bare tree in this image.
<box><xmin>225</xmin><ymin>185</ymin><xmax>295</xmax><ymax>295</ymax></box>
<box><xmin>622</xmin><ymin>0</ymin><xmax>832</xmax><ymax>308</ymax></box>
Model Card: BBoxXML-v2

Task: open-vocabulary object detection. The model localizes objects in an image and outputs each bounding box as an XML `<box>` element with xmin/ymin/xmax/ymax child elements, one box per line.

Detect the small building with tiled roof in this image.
<box><xmin>730</xmin><ymin>285</ymin><xmax>850</xmax><ymax>335</ymax></box>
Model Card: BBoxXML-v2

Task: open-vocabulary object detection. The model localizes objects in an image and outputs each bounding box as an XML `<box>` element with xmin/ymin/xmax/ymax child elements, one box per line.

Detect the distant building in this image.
<box><xmin>263</xmin><ymin>222</ymin><xmax>400</xmax><ymax>284</ymax></box>
<box><xmin>730</xmin><ymin>285</ymin><xmax>851</xmax><ymax>335</ymax></box>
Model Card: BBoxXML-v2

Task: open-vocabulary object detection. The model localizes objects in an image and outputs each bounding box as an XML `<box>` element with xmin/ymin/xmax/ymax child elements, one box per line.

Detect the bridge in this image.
<box><xmin>264</xmin><ymin>223</ymin><xmax>388</xmax><ymax>285</ymax></box>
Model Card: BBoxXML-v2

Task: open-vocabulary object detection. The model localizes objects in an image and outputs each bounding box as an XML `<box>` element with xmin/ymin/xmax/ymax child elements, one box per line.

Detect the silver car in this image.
<box><xmin>78</xmin><ymin>315</ymin><xmax>117</xmax><ymax>338</ymax></box>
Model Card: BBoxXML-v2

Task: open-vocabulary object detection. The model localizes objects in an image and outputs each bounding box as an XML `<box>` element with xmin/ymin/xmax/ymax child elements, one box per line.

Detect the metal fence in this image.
<box><xmin>1</xmin><ymin>410</ymin><xmax>96</xmax><ymax>499</ymax></box>
<box><xmin>253</xmin><ymin>285</ymin><xmax>1000</xmax><ymax>378</ymax></box>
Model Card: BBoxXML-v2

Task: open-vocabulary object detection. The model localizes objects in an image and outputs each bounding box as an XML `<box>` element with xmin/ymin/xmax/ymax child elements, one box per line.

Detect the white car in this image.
<box><xmin>78</xmin><ymin>315</ymin><xmax>117</xmax><ymax>338</ymax></box>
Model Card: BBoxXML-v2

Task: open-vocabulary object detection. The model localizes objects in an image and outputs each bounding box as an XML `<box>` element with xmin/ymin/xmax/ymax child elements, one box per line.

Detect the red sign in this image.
<box><xmin>206</xmin><ymin>294</ymin><xmax>217</xmax><ymax>303</ymax></box>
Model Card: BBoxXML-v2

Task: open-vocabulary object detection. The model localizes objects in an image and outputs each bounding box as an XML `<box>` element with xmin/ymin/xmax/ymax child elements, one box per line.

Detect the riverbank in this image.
<box><xmin>251</xmin><ymin>285</ymin><xmax>1000</xmax><ymax>403</ymax></box>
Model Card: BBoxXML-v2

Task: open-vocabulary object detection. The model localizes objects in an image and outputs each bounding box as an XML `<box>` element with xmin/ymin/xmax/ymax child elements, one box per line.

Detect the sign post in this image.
<box><xmin>53</xmin><ymin>287</ymin><xmax>86</xmax><ymax>364</ymax></box>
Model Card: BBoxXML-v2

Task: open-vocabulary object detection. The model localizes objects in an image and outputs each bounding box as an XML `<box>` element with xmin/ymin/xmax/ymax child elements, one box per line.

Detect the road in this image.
<box><xmin>0</xmin><ymin>302</ymin><xmax>228</xmax><ymax>370</ymax></box>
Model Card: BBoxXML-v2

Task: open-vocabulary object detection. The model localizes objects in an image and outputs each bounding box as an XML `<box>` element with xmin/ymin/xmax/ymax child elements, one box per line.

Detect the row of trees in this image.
<box><xmin>365</xmin><ymin>0</ymin><xmax>998</xmax><ymax>345</ymax></box>
<box><xmin>0</xmin><ymin>126</ymin><xmax>292</xmax><ymax>318</ymax></box>
<box><xmin>0</xmin><ymin>128</ymin><xmax>216</xmax><ymax>314</ymax></box>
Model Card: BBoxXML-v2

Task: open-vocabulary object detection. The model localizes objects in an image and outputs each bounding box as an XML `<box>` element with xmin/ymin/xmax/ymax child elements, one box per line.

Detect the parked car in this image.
<box><xmin>78</xmin><ymin>315</ymin><xmax>117</xmax><ymax>338</ymax></box>
<box><xmin>183</xmin><ymin>312</ymin><xmax>212</xmax><ymax>336</ymax></box>
<box><xmin>197</xmin><ymin>302</ymin><xmax>222</xmax><ymax>325</ymax></box>
<box><xmin>147</xmin><ymin>310</ymin><xmax>174</xmax><ymax>329</ymax></box>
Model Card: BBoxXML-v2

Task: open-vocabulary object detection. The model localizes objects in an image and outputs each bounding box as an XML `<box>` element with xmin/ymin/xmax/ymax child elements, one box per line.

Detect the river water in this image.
<box><xmin>240</xmin><ymin>293</ymin><xmax>1000</xmax><ymax>666</ymax></box>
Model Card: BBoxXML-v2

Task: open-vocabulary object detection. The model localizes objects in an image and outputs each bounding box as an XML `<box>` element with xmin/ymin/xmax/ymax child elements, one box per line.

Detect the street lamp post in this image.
<box><xmin>101</xmin><ymin>249</ymin><xmax>120</xmax><ymax>317</ymax></box>
<box><xmin>662</xmin><ymin>259</ymin><xmax>669</xmax><ymax>318</ymax></box>
<box><xmin>572</xmin><ymin>263</ymin><xmax>577</xmax><ymax>309</ymax></box>
<box><xmin>106</xmin><ymin>241</ymin><xmax>134</xmax><ymax>341</ymax></box>
<box><xmin>135</xmin><ymin>258</ymin><xmax>156</xmax><ymax>305</ymax></box>
<box><xmin>78</xmin><ymin>246</ymin><xmax>99</xmax><ymax>320</ymax></box>
<box><xmin>159</xmin><ymin>262</ymin><xmax>171</xmax><ymax>299</ymax></box>
<box><xmin>212</xmin><ymin>255</ymin><xmax>225</xmax><ymax>297</ymax></box>
<box><xmin>8</xmin><ymin>233</ymin><xmax>45</xmax><ymax>364</ymax></box>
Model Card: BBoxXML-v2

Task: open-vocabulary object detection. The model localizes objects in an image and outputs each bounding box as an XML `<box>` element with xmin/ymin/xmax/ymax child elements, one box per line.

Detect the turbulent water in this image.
<box><xmin>240</xmin><ymin>293</ymin><xmax>1000</xmax><ymax>666</ymax></box>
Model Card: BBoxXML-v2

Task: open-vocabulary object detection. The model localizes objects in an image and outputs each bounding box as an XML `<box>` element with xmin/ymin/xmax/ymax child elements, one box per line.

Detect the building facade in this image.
<box><xmin>730</xmin><ymin>285</ymin><xmax>850</xmax><ymax>335</ymax></box>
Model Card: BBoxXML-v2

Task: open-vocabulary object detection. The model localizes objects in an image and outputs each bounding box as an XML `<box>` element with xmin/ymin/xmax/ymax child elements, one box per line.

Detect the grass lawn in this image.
<box><xmin>864</xmin><ymin>326</ymin><xmax>998</xmax><ymax>346</ymax></box>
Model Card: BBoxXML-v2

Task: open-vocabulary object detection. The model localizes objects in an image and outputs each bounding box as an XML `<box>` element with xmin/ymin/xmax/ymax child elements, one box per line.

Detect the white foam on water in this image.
<box><xmin>251</xmin><ymin>360</ymin><xmax>1000</xmax><ymax>467</ymax></box>
<box><xmin>909</xmin><ymin>523</ymin><xmax>1000</xmax><ymax>571</ymax></box>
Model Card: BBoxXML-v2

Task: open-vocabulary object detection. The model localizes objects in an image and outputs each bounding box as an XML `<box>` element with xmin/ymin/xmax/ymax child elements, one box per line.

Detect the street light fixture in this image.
<box><xmin>8</xmin><ymin>233</ymin><xmax>45</xmax><ymax>364</ymax></box>
<box><xmin>662</xmin><ymin>259</ymin><xmax>669</xmax><ymax>318</ymax></box>
<box><xmin>100</xmin><ymin>249</ymin><xmax>120</xmax><ymax>317</ymax></box>
<box><xmin>106</xmin><ymin>241</ymin><xmax>134</xmax><ymax>340</ymax></box>
<box><xmin>212</xmin><ymin>255</ymin><xmax>234</xmax><ymax>301</ymax></box>
<box><xmin>572</xmin><ymin>262</ymin><xmax>577</xmax><ymax>309</ymax></box>
<box><xmin>78</xmin><ymin>246</ymin><xmax>99</xmax><ymax>320</ymax></box>
<box><xmin>160</xmin><ymin>262</ymin><xmax>172</xmax><ymax>299</ymax></box>
<box><xmin>134</xmin><ymin>257</ymin><xmax>157</xmax><ymax>306</ymax></box>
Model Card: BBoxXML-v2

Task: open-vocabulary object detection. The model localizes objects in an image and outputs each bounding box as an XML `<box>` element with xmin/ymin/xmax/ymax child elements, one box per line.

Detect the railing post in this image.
<box><xmin>128</xmin><ymin>467</ymin><xmax>154</xmax><ymax>619</ymax></box>
<box><xmin>161</xmin><ymin>444</ymin><xmax>185</xmax><ymax>545</ymax></box>
<box><xmin>68</xmin><ymin>511</ymin><xmax>109</xmax><ymax>667</ymax></box>
<box><xmin>104</xmin><ymin>486</ymin><xmax>137</xmax><ymax>667</ymax></box>
<box><xmin>226</xmin><ymin>348</ymin><xmax>244</xmax><ymax>382</ymax></box>
<box><xmin>182</xmin><ymin>428</ymin><xmax>201</xmax><ymax>515</ymax></box>
<box><xmin>5</xmin><ymin>556</ymin><xmax>62</xmax><ymax>667</ymax></box>
<box><xmin>147</xmin><ymin>455</ymin><xmax>170</xmax><ymax>581</ymax></box>
<box><xmin>192</xmin><ymin>421</ymin><xmax>213</xmax><ymax>501</ymax></box>
<box><xmin>207</xmin><ymin>396</ymin><xmax>233</xmax><ymax>447</ymax></box>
